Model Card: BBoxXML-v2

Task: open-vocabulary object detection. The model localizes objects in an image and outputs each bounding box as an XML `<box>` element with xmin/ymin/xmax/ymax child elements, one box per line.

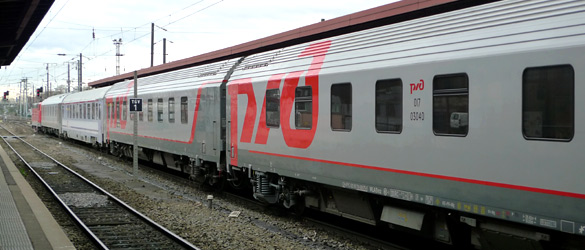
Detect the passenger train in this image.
<box><xmin>31</xmin><ymin>1</ymin><xmax>585</xmax><ymax>249</ymax></box>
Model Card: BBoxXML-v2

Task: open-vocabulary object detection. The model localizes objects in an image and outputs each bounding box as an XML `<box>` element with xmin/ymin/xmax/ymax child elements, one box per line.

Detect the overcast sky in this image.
<box><xmin>0</xmin><ymin>0</ymin><xmax>396</xmax><ymax>97</ymax></box>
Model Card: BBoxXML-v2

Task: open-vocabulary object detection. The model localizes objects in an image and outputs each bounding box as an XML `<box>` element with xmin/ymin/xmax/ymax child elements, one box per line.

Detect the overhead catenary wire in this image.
<box><xmin>1</xmin><ymin>0</ymin><xmax>226</xmax><ymax>88</ymax></box>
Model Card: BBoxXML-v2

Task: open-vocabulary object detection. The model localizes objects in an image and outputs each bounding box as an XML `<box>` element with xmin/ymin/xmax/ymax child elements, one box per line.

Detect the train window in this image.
<box><xmin>266</xmin><ymin>89</ymin><xmax>280</xmax><ymax>127</ymax></box>
<box><xmin>115</xmin><ymin>101</ymin><xmax>120</xmax><ymax>125</ymax></box>
<box><xmin>376</xmin><ymin>79</ymin><xmax>403</xmax><ymax>133</ymax></box>
<box><xmin>295</xmin><ymin>86</ymin><xmax>312</xmax><ymax>129</ymax></box>
<box><xmin>87</xmin><ymin>104</ymin><xmax>91</xmax><ymax>120</ymax></box>
<box><xmin>139</xmin><ymin>111</ymin><xmax>143</xmax><ymax>121</ymax></box>
<box><xmin>181</xmin><ymin>97</ymin><xmax>188</xmax><ymax>124</ymax></box>
<box><xmin>107</xmin><ymin>103</ymin><xmax>111</xmax><ymax>120</ymax></box>
<box><xmin>157</xmin><ymin>98</ymin><xmax>164</xmax><ymax>122</ymax></box>
<box><xmin>168</xmin><ymin>98</ymin><xmax>175</xmax><ymax>123</ymax></box>
<box><xmin>433</xmin><ymin>73</ymin><xmax>468</xmax><ymax>136</ymax></box>
<box><xmin>523</xmin><ymin>65</ymin><xmax>574</xmax><ymax>141</ymax></box>
<box><xmin>122</xmin><ymin>100</ymin><xmax>127</xmax><ymax>121</ymax></box>
<box><xmin>147</xmin><ymin>99</ymin><xmax>153</xmax><ymax>122</ymax></box>
<box><xmin>331</xmin><ymin>83</ymin><xmax>352</xmax><ymax>131</ymax></box>
<box><xmin>91</xmin><ymin>103</ymin><xmax>95</xmax><ymax>120</ymax></box>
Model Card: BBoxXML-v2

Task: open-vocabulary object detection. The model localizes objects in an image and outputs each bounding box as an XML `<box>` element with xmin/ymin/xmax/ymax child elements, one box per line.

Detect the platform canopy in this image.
<box><xmin>0</xmin><ymin>0</ymin><xmax>54</xmax><ymax>66</ymax></box>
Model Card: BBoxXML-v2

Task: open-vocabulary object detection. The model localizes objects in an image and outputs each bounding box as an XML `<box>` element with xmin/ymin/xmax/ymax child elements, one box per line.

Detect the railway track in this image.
<box><xmin>0</xmin><ymin>125</ymin><xmax>199</xmax><ymax>250</ymax></box>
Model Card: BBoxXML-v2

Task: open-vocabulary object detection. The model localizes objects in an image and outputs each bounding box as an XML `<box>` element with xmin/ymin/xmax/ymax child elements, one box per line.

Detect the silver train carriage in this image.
<box><xmin>61</xmin><ymin>86</ymin><xmax>111</xmax><ymax>147</ymax></box>
<box><xmin>225</xmin><ymin>0</ymin><xmax>585</xmax><ymax>248</ymax></box>
<box><xmin>39</xmin><ymin>93</ymin><xmax>67</xmax><ymax>136</ymax></box>
<box><xmin>103</xmin><ymin>62</ymin><xmax>231</xmax><ymax>180</ymax></box>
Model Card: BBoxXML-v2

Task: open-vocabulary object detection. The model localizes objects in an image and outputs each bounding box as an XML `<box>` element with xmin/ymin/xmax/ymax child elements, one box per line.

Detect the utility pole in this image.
<box><xmin>67</xmin><ymin>62</ymin><xmax>70</xmax><ymax>93</ymax></box>
<box><xmin>24</xmin><ymin>78</ymin><xmax>27</xmax><ymax>116</ymax></box>
<box><xmin>46</xmin><ymin>63</ymin><xmax>50</xmax><ymax>97</ymax></box>
<box><xmin>113</xmin><ymin>38</ymin><xmax>123</xmax><ymax>75</ymax></box>
<box><xmin>78</xmin><ymin>53</ymin><xmax>82</xmax><ymax>92</ymax></box>
<box><xmin>163</xmin><ymin>38</ymin><xmax>166</xmax><ymax>64</ymax></box>
<box><xmin>150</xmin><ymin>23</ymin><xmax>154</xmax><ymax>67</ymax></box>
<box><xmin>19</xmin><ymin>78</ymin><xmax>27</xmax><ymax>117</ymax></box>
<box><xmin>18</xmin><ymin>80</ymin><xmax>21</xmax><ymax>116</ymax></box>
<box><xmin>133</xmin><ymin>71</ymin><xmax>138</xmax><ymax>175</ymax></box>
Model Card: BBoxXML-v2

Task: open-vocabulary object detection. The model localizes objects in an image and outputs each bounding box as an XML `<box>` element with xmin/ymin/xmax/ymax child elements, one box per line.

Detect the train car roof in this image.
<box><xmin>41</xmin><ymin>93</ymin><xmax>68</xmax><ymax>106</ymax></box>
<box><xmin>89</xmin><ymin>0</ymin><xmax>499</xmax><ymax>88</ymax></box>
<box><xmin>62</xmin><ymin>86</ymin><xmax>112</xmax><ymax>103</ymax></box>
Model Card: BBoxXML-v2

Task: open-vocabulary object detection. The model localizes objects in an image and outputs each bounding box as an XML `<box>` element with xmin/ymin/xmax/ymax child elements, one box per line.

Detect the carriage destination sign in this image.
<box><xmin>130</xmin><ymin>98</ymin><xmax>142</xmax><ymax>112</ymax></box>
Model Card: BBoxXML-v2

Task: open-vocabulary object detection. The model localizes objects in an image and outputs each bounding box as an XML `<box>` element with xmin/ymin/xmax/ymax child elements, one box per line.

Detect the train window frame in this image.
<box><xmin>157</xmin><ymin>98</ymin><xmax>164</xmax><ymax>122</ymax></box>
<box><xmin>522</xmin><ymin>65</ymin><xmax>574</xmax><ymax>141</ymax></box>
<box><xmin>266</xmin><ymin>89</ymin><xmax>280</xmax><ymax>128</ymax></box>
<box><xmin>147</xmin><ymin>99</ymin><xmax>153</xmax><ymax>122</ymax></box>
<box><xmin>375</xmin><ymin>79</ymin><xmax>403</xmax><ymax>133</ymax></box>
<box><xmin>331</xmin><ymin>83</ymin><xmax>352</xmax><ymax>131</ymax></box>
<box><xmin>180</xmin><ymin>97</ymin><xmax>188</xmax><ymax>124</ymax></box>
<box><xmin>432</xmin><ymin>73</ymin><xmax>469</xmax><ymax>137</ymax></box>
<box><xmin>295</xmin><ymin>86</ymin><xmax>312</xmax><ymax>129</ymax></box>
<box><xmin>168</xmin><ymin>97</ymin><xmax>175</xmax><ymax>123</ymax></box>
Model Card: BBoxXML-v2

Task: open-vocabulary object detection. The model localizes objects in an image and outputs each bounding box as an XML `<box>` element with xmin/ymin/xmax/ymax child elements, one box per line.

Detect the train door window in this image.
<box><xmin>122</xmin><ymin>100</ymin><xmax>127</xmax><ymax>121</ymax></box>
<box><xmin>433</xmin><ymin>73</ymin><xmax>468</xmax><ymax>136</ymax></box>
<box><xmin>180</xmin><ymin>97</ymin><xmax>188</xmax><ymax>124</ymax></box>
<box><xmin>376</xmin><ymin>79</ymin><xmax>403</xmax><ymax>133</ymax></box>
<box><xmin>331</xmin><ymin>83</ymin><xmax>352</xmax><ymax>131</ymax></box>
<box><xmin>115</xmin><ymin>101</ymin><xmax>120</xmax><ymax>126</ymax></box>
<box><xmin>147</xmin><ymin>99</ymin><xmax>153</xmax><ymax>122</ymax></box>
<box><xmin>295</xmin><ymin>86</ymin><xmax>312</xmax><ymax>129</ymax></box>
<box><xmin>157</xmin><ymin>98</ymin><xmax>164</xmax><ymax>122</ymax></box>
<box><xmin>107</xmin><ymin>103</ymin><xmax>111</xmax><ymax>120</ymax></box>
<box><xmin>266</xmin><ymin>89</ymin><xmax>280</xmax><ymax>127</ymax></box>
<box><xmin>87</xmin><ymin>104</ymin><xmax>90</xmax><ymax>120</ymax></box>
<box><xmin>168</xmin><ymin>98</ymin><xmax>175</xmax><ymax>123</ymax></box>
<box><xmin>139</xmin><ymin>110</ymin><xmax>144</xmax><ymax>121</ymax></box>
<box><xmin>523</xmin><ymin>65</ymin><xmax>574</xmax><ymax>140</ymax></box>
